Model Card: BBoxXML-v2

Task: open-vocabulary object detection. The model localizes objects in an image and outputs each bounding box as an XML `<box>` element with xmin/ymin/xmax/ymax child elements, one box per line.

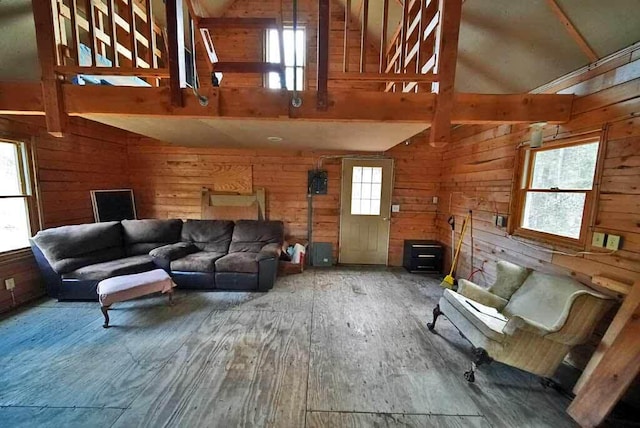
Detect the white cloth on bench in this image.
<box><xmin>97</xmin><ymin>269</ymin><xmax>175</xmax><ymax>307</ymax></box>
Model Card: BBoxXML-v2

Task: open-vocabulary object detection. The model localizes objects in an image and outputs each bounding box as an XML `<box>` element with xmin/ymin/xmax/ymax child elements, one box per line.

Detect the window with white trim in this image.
<box><xmin>265</xmin><ymin>27</ymin><xmax>305</xmax><ymax>90</ymax></box>
<box><xmin>0</xmin><ymin>140</ymin><xmax>34</xmax><ymax>252</ymax></box>
<box><xmin>514</xmin><ymin>140</ymin><xmax>600</xmax><ymax>243</ymax></box>
<box><xmin>351</xmin><ymin>166</ymin><xmax>383</xmax><ymax>216</ymax></box>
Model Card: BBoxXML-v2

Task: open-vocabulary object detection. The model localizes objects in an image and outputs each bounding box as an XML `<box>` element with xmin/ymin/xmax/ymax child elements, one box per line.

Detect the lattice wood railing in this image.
<box><xmin>52</xmin><ymin>0</ymin><xmax>168</xmax><ymax>83</ymax></box>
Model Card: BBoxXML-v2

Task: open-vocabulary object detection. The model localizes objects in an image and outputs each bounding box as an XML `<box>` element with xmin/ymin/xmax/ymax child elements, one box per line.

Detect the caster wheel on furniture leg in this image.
<box><xmin>464</xmin><ymin>371</ymin><xmax>475</xmax><ymax>383</ymax></box>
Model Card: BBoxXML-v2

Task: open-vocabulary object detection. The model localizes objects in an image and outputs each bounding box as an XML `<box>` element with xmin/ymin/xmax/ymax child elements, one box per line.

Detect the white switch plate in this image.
<box><xmin>5</xmin><ymin>278</ymin><xmax>15</xmax><ymax>291</ymax></box>
<box><xmin>391</xmin><ymin>204</ymin><xmax>400</xmax><ymax>212</ymax></box>
<box><xmin>592</xmin><ymin>232</ymin><xmax>606</xmax><ymax>248</ymax></box>
<box><xmin>606</xmin><ymin>234</ymin><xmax>622</xmax><ymax>250</ymax></box>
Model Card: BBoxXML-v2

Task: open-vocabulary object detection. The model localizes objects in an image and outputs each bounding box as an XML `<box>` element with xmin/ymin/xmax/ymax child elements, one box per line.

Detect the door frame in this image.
<box><xmin>338</xmin><ymin>157</ymin><xmax>395</xmax><ymax>265</ymax></box>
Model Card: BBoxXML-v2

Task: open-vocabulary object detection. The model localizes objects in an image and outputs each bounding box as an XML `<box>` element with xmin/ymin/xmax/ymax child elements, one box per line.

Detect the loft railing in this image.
<box><xmin>51</xmin><ymin>0</ymin><xmax>168</xmax><ymax>84</ymax></box>
<box><xmin>322</xmin><ymin>0</ymin><xmax>442</xmax><ymax>93</ymax></box>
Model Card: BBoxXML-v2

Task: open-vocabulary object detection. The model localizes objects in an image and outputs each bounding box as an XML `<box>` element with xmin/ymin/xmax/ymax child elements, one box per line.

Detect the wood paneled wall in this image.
<box><xmin>197</xmin><ymin>0</ymin><xmax>381</xmax><ymax>91</ymax></box>
<box><xmin>0</xmin><ymin>115</ymin><xmax>130</xmax><ymax>313</ymax></box>
<box><xmin>435</xmin><ymin>45</ymin><xmax>640</xmax><ymax>369</ymax></box>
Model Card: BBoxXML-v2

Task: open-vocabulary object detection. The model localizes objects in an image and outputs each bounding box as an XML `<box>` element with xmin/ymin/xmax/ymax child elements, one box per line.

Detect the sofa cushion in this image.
<box><xmin>61</xmin><ymin>255</ymin><xmax>155</xmax><ymax>281</ymax></box>
<box><xmin>489</xmin><ymin>261</ymin><xmax>531</xmax><ymax>300</ymax></box>
<box><xmin>180</xmin><ymin>220</ymin><xmax>234</xmax><ymax>252</ymax></box>
<box><xmin>215</xmin><ymin>252</ymin><xmax>259</xmax><ymax>274</ymax></box>
<box><xmin>170</xmin><ymin>251</ymin><xmax>226</xmax><ymax>273</ymax></box>
<box><xmin>31</xmin><ymin>221</ymin><xmax>124</xmax><ymax>273</ymax></box>
<box><xmin>121</xmin><ymin>219</ymin><xmax>183</xmax><ymax>255</ymax></box>
<box><xmin>228</xmin><ymin>220</ymin><xmax>284</xmax><ymax>253</ymax></box>
<box><xmin>443</xmin><ymin>289</ymin><xmax>507</xmax><ymax>343</ymax></box>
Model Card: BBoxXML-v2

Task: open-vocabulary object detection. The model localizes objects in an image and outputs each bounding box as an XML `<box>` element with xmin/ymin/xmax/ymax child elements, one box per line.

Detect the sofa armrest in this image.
<box><xmin>256</xmin><ymin>243</ymin><xmax>282</xmax><ymax>262</ymax></box>
<box><xmin>150</xmin><ymin>242</ymin><xmax>199</xmax><ymax>262</ymax></box>
<box><xmin>503</xmin><ymin>315</ymin><xmax>553</xmax><ymax>336</ymax></box>
<box><xmin>457</xmin><ymin>279</ymin><xmax>508</xmax><ymax>310</ymax></box>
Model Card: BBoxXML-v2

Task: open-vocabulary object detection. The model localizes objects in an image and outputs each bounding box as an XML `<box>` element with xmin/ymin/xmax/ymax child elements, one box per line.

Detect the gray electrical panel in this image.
<box><xmin>312</xmin><ymin>242</ymin><xmax>333</xmax><ymax>266</ymax></box>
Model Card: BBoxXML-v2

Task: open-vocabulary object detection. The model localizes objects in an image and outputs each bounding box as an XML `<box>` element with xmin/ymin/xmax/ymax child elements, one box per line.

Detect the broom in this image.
<box><xmin>440</xmin><ymin>211</ymin><xmax>470</xmax><ymax>289</ymax></box>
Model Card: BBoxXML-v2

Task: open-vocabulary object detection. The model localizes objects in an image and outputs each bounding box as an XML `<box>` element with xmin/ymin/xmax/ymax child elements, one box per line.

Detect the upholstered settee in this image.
<box><xmin>30</xmin><ymin>219</ymin><xmax>284</xmax><ymax>300</ymax></box>
<box><xmin>428</xmin><ymin>261</ymin><xmax>615</xmax><ymax>381</ymax></box>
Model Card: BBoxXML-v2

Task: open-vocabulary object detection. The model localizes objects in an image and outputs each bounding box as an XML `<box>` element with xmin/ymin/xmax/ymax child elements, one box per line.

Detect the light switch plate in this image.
<box><xmin>606</xmin><ymin>234</ymin><xmax>622</xmax><ymax>250</ymax></box>
<box><xmin>391</xmin><ymin>204</ymin><xmax>400</xmax><ymax>213</ymax></box>
<box><xmin>5</xmin><ymin>278</ymin><xmax>15</xmax><ymax>291</ymax></box>
<box><xmin>592</xmin><ymin>232</ymin><xmax>606</xmax><ymax>248</ymax></box>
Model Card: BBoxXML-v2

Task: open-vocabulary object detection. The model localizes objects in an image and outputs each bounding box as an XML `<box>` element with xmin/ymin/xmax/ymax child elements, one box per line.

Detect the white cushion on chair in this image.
<box><xmin>443</xmin><ymin>289</ymin><xmax>508</xmax><ymax>343</ymax></box>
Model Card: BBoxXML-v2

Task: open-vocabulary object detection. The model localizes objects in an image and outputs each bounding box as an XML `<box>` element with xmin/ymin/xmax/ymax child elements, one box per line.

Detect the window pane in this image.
<box><xmin>370</xmin><ymin>199</ymin><xmax>381</xmax><ymax>215</ymax></box>
<box><xmin>295</xmin><ymin>67</ymin><xmax>304</xmax><ymax>90</ymax></box>
<box><xmin>267</xmin><ymin>29</ymin><xmax>280</xmax><ymax>63</ymax></box>
<box><xmin>531</xmin><ymin>142</ymin><xmax>599</xmax><ymax>190</ymax></box>
<box><xmin>267</xmin><ymin>71</ymin><xmax>281</xmax><ymax>89</ymax></box>
<box><xmin>361</xmin><ymin>183</ymin><xmax>372</xmax><ymax>200</ymax></box>
<box><xmin>352</xmin><ymin>182</ymin><xmax>362</xmax><ymax>199</ymax></box>
<box><xmin>0</xmin><ymin>142</ymin><xmax>22</xmax><ymax>196</ymax></box>
<box><xmin>372</xmin><ymin>167</ymin><xmax>382</xmax><ymax>183</ymax></box>
<box><xmin>350</xmin><ymin>165</ymin><xmax>383</xmax><ymax>216</ymax></box>
<box><xmin>371</xmin><ymin>183</ymin><xmax>382</xmax><ymax>200</ymax></box>
<box><xmin>362</xmin><ymin>167</ymin><xmax>372</xmax><ymax>183</ymax></box>
<box><xmin>352</xmin><ymin>167</ymin><xmax>362</xmax><ymax>182</ymax></box>
<box><xmin>351</xmin><ymin>199</ymin><xmax>361</xmax><ymax>215</ymax></box>
<box><xmin>522</xmin><ymin>192</ymin><xmax>586</xmax><ymax>239</ymax></box>
<box><xmin>360</xmin><ymin>199</ymin><xmax>371</xmax><ymax>215</ymax></box>
<box><xmin>0</xmin><ymin>198</ymin><xmax>30</xmax><ymax>252</ymax></box>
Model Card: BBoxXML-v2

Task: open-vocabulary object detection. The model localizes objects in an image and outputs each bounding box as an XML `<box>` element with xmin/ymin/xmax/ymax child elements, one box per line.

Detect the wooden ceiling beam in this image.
<box><xmin>0</xmin><ymin>83</ymin><xmax>574</xmax><ymax>124</ymax></box>
<box><xmin>545</xmin><ymin>0</ymin><xmax>598</xmax><ymax>63</ymax></box>
<box><xmin>197</xmin><ymin>17</ymin><xmax>279</xmax><ymax>30</ymax></box>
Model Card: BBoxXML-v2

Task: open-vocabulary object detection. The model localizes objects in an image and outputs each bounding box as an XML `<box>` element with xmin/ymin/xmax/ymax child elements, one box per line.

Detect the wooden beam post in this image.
<box><xmin>317</xmin><ymin>0</ymin><xmax>330</xmax><ymax>110</ymax></box>
<box><xmin>359</xmin><ymin>0</ymin><xmax>369</xmax><ymax>73</ymax></box>
<box><xmin>567</xmin><ymin>281</ymin><xmax>640</xmax><ymax>427</ymax></box>
<box><xmin>165</xmin><ymin>0</ymin><xmax>186</xmax><ymax>107</ymax></box>
<box><xmin>429</xmin><ymin>0</ymin><xmax>462</xmax><ymax>147</ymax></box>
<box><xmin>31</xmin><ymin>0</ymin><xmax>66</xmax><ymax>137</ymax></box>
<box><xmin>546</xmin><ymin>0</ymin><xmax>598</xmax><ymax>63</ymax></box>
<box><xmin>379</xmin><ymin>0</ymin><xmax>389</xmax><ymax>73</ymax></box>
<box><xmin>343</xmin><ymin>0</ymin><xmax>351</xmax><ymax>73</ymax></box>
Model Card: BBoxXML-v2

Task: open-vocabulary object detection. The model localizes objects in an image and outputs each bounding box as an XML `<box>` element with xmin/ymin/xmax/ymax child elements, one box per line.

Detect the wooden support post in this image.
<box><xmin>343</xmin><ymin>0</ymin><xmax>351</xmax><ymax>73</ymax></box>
<box><xmin>107</xmin><ymin>0</ymin><xmax>119</xmax><ymax>66</ymax></box>
<box><xmin>86</xmin><ymin>0</ymin><xmax>97</xmax><ymax>66</ymax></box>
<box><xmin>128</xmin><ymin>0</ymin><xmax>138</xmax><ymax>67</ymax></box>
<box><xmin>165</xmin><ymin>0</ymin><xmax>185</xmax><ymax>107</ymax></box>
<box><xmin>145</xmin><ymin>0</ymin><xmax>156</xmax><ymax>67</ymax></box>
<box><xmin>359</xmin><ymin>0</ymin><xmax>369</xmax><ymax>73</ymax></box>
<box><xmin>546</xmin><ymin>0</ymin><xmax>598</xmax><ymax>62</ymax></box>
<box><xmin>567</xmin><ymin>281</ymin><xmax>640</xmax><ymax>427</ymax></box>
<box><xmin>429</xmin><ymin>0</ymin><xmax>462</xmax><ymax>147</ymax></box>
<box><xmin>31</xmin><ymin>0</ymin><xmax>66</xmax><ymax>137</ymax></box>
<box><xmin>69</xmin><ymin>0</ymin><xmax>80</xmax><ymax>66</ymax></box>
<box><xmin>379</xmin><ymin>0</ymin><xmax>389</xmax><ymax>73</ymax></box>
<box><xmin>399</xmin><ymin>0</ymin><xmax>410</xmax><ymax>73</ymax></box>
<box><xmin>317</xmin><ymin>0</ymin><xmax>330</xmax><ymax>110</ymax></box>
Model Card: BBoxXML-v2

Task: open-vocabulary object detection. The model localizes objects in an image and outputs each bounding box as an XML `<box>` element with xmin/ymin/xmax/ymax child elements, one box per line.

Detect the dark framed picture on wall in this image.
<box><xmin>90</xmin><ymin>189</ymin><xmax>137</xmax><ymax>222</ymax></box>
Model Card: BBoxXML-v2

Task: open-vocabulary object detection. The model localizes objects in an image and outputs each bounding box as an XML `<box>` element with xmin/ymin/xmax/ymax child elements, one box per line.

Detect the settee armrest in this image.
<box><xmin>149</xmin><ymin>242</ymin><xmax>199</xmax><ymax>268</ymax></box>
<box><xmin>457</xmin><ymin>279</ymin><xmax>508</xmax><ymax>310</ymax></box>
<box><xmin>503</xmin><ymin>315</ymin><xmax>553</xmax><ymax>336</ymax></box>
<box><xmin>256</xmin><ymin>243</ymin><xmax>282</xmax><ymax>261</ymax></box>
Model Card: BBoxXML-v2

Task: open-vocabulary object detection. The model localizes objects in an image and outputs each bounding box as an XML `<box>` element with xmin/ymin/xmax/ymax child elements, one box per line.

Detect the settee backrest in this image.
<box><xmin>181</xmin><ymin>220</ymin><xmax>234</xmax><ymax>253</ymax></box>
<box><xmin>229</xmin><ymin>220</ymin><xmax>284</xmax><ymax>253</ymax></box>
<box><xmin>121</xmin><ymin>219</ymin><xmax>183</xmax><ymax>256</ymax></box>
<box><xmin>502</xmin><ymin>271</ymin><xmax>608</xmax><ymax>332</ymax></box>
<box><xmin>31</xmin><ymin>221</ymin><xmax>124</xmax><ymax>274</ymax></box>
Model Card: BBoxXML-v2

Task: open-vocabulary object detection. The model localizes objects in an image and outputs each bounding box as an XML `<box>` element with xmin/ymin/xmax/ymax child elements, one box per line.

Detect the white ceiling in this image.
<box><xmin>81</xmin><ymin>114</ymin><xmax>427</xmax><ymax>151</ymax></box>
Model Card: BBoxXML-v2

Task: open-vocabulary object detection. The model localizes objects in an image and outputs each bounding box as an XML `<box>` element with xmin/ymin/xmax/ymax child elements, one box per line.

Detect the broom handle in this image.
<box><xmin>449</xmin><ymin>215</ymin><xmax>469</xmax><ymax>276</ymax></box>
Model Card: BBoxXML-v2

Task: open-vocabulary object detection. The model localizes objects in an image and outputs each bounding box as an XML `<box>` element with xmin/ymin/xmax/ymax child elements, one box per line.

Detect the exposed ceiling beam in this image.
<box><xmin>0</xmin><ymin>82</ymin><xmax>574</xmax><ymax>125</ymax></box>
<box><xmin>545</xmin><ymin>0</ymin><xmax>598</xmax><ymax>63</ymax></box>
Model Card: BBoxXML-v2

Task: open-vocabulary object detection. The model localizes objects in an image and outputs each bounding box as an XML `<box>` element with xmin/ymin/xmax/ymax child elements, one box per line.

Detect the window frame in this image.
<box><xmin>264</xmin><ymin>26</ymin><xmax>306</xmax><ymax>91</ymax></box>
<box><xmin>0</xmin><ymin>136</ymin><xmax>40</xmax><ymax>256</ymax></box>
<box><xmin>509</xmin><ymin>133</ymin><xmax>604</xmax><ymax>249</ymax></box>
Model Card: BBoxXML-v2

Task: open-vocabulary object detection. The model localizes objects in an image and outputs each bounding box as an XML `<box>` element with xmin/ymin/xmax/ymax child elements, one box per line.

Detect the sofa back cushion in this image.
<box><xmin>121</xmin><ymin>219</ymin><xmax>183</xmax><ymax>255</ymax></box>
<box><xmin>488</xmin><ymin>261</ymin><xmax>531</xmax><ymax>300</ymax></box>
<box><xmin>229</xmin><ymin>220</ymin><xmax>284</xmax><ymax>253</ymax></box>
<box><xmin>503</xmin><ymin>271</ymin><xmax>600</xmax><ymax>331</ymax></box>
<box><xmin>31</xmin><ymin>221</ymin><xmax>124</xmax><ymax>274</ymax></box>
<box><xmin>181</xmin><ymin>220</ymin><xmax>235</xmax><ymax>252</ymax></box>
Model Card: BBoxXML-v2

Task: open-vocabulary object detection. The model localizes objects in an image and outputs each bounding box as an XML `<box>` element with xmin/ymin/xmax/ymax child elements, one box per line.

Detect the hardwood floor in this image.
<box><xmin>0</xmin><ymin>268</ymin><xmax>577</xmax><ymax>427</ymax></box>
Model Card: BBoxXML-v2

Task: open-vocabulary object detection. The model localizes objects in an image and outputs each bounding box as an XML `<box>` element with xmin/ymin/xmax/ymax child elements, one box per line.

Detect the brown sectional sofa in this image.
<box><xmin>30</xmin><ymin>219</ymin><xmax>284</xmax><ymax>301</ymax></box>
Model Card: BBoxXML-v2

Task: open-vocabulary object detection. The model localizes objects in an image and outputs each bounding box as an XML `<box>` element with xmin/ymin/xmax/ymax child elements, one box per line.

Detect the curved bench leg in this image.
<box><xmin>101</xmin><ymin>306</ymin><xmax>110</xmax><ymax>328</ymax></box>
<box><xmin>427</xmin><ymin>304</ymin><xmax>442</xmax><ymax>331</ymax></box>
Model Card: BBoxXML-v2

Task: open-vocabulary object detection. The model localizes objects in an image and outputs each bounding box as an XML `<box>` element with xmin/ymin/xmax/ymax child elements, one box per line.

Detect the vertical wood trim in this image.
<box><xmin>343</xmin><ymin>0</ymin><xmax>351</xmax><ymax>73</ymax></box>
<box><xmin>317</xmin><ymin>0</ymin><xmax>330</xmax><ymax>109</ymax></box>
<box><xmin>359</xmin><ymin>0</ymin><xmax>369</xmax><ymax>73</ymax></box>
<box><xmin>69</xmin><ymin>0</ymin><xmax>80</xmax><ymax>66</ymax></box>
<box><xmin>379</xmin><ymin>0</ymin><xmax>389</xmax><ymax>73</ymax></box>
<box><xmin>86</xmin><ymin>0</ymin><xmax>97</xmax><ymax>67</ymax></box>
<box><xmin>399</xmin><ymin>0</ymin><xmax>409</xmax><ymax>73</ymax></box>
<box><xmin>545</xmin><ymin>0</ymin><xmax>598</xmax><ymax>62</ymax></box>
<box><xmin>31</xmin><ymin>0</ymin><xmax>66</xmax><ymax>137</ymax></box>
<box><xmin>146</xmin><ymin>0</ymin><xmax>156</xmax><ymax>67</ymax></box>
<box><xmin>107</xmin><ymin>0</ymin><xmax>119</xmax><ymax>66</ymax></box>
<box><xmin>128</xmin><ymin>0</ymin><xmax>138</xmax><ymax>67</ymax></box>
<box><xmin>428</xmin><ymin>0</ymin><xmax>462</xmax><ymax>147</ymax></box>
<box><xmin>166</xmin><ymin>0</ymin><xmax>185</xmax><ymax>106</ymax></box>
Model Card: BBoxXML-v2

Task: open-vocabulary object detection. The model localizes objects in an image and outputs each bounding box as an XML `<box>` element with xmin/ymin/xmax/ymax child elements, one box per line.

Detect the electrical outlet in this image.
<box><xmin>495</xmin><ymin>215</ymin><xmax>508</xmax><ymax>227</ymax></box>
<box><xmin>592</xmin><ymin>232</ymin><xmax>606</xmax><ymax>248</ymax></box>
<box><xmin>606</xmin><ymin>234</ymin><xmax>622</xmax><ymax>250</ymax></box>
<box><xmin>391</xmin><ymin>204</ymin><xmax>400</xmax><ymax>213</ymax></box>
<box><xmin>5</xmin><ymin>278</ymin><xmax>15</xmax><ymax>291</ymax></box>
<box><xmin>432</xmin><ymin>196</ymin><xmax>439</xmax><ymax>204</ymax></box>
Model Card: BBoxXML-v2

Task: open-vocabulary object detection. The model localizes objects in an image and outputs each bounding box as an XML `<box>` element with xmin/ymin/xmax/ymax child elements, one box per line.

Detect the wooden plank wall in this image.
<box><xmin>0</xmin><ymin>115</ymin><xmax>130</xmax><ymax>313</ymax></box>
<box><xmin>197</xmin><ymin>0</ymin><xmax>381</xmax><ymax>91</ymax></box>
<box><xmin>435</xmin><ymin>45</ymin><xmax>640</xmax><ymax>369</ymax></box>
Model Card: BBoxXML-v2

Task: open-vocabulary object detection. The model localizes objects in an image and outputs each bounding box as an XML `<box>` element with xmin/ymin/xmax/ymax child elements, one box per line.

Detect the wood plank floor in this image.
<box><xmin>0</xmin><ymin>267</ymin><xmax>577</xmax><ymax>427</ymax></box>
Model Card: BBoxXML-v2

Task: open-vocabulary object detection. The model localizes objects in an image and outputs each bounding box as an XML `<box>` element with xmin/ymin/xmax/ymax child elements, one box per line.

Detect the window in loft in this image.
<box><xmin>265</xmin><ymin>27</ymin><xmax>305</xmax><ymax>90</ymax></box>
